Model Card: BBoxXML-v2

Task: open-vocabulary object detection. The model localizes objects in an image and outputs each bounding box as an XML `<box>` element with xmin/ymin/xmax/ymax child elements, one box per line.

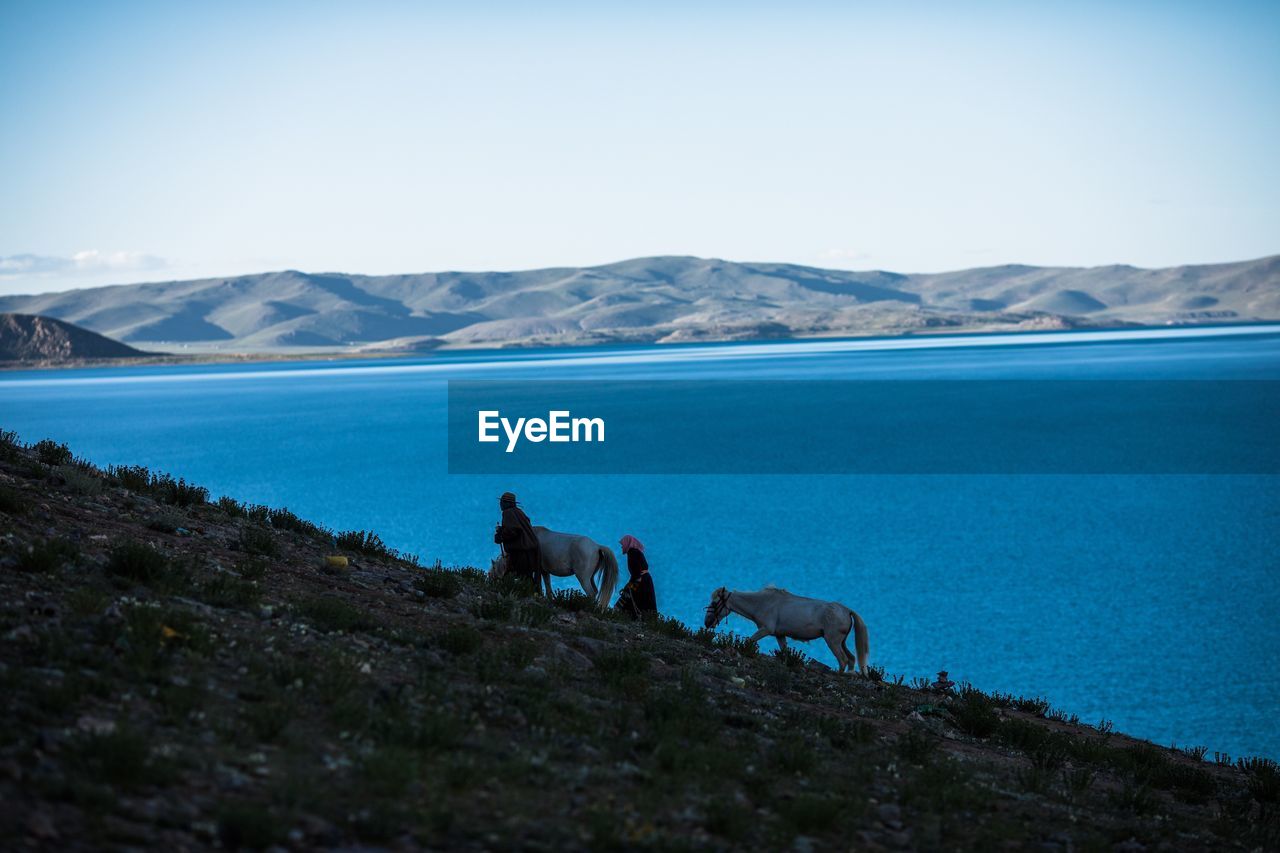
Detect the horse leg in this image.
<box><xmin>776</xmin><ymin>636</ymin><xmax>789</xmax><ymax>653</ymax></box>
<box><xmin>576</xmin><ymin>560</ymin><xmax>598</xmax><ymax>600</ymax></box>
<box><xmin>746</xmin><ymin>627</ymin><xmax>772</xmax><ymax>648</ymax></box>
<box><xmin>822</xmin><ymin>631</ymin><xmax>849</xmax><ymax>673</ymax></box>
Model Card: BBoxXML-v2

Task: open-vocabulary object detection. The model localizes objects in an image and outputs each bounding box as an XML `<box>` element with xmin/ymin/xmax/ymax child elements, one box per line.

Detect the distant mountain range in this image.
<box><xmin>0</xmin><ymin>313</ymin><xmax>148</xmax><ymax>363</ymax></box>
<box><xmin>1</xmin><ymin>255</ymin><xmax>1277</xmax><ymax>352</ymax></box>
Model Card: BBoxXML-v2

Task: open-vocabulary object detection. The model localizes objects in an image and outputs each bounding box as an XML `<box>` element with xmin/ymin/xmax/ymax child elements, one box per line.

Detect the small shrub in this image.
<box><xmin>297</xmin><ymin>596</ymin><xmax>370</xmax><ymax>632</ymax></box>
<box><xmin>866</xmin><ymin>664</ymin><xmax>886</xmax><ymax>683</ymax></box>
<box><xmin>0</xmin><ymin>484</ymin><xmax>26</xmax><ymax>515</ymax></box>
<box><xmin>15</xmin><ymin>537</ymin><xmax>80</xmax><ymax>573</ymax></box>
<box><xmin>713</xmin><ymin>632</ymin><xmax>758</xmax><ymax>659</ymax></box>
<box><xmin>550</xmin><ymin>589</ymin><xmax>595</xmax><ymax>613</ymax></box>
<box><xmin>704</xmin><ymin>797</ymin><xmax>751</xmax><ymax>841</ymax></box>
<box><xmin>33</xmin><ymin>439</ymin><xmax>73</xmax><ymax>467</ymax></box>
<box><xmin>1062</xmin><ymin>766</ymin><xmax>1095</xmax><ymax>801</ymax></box>
<box><xmin>244</xmin><ymin>692</ymin><xmax>295</xmax><ymax>742</ymax></box>
<box><xmin>54</xmin><ymin>464</ymin><xmax>103</xmax><ymax>496</ymax></box>
<box><xmin>898</xmin><ymin>728</ymin><xmax>939</xmax><ymax>765</ymax></box>
<box><xmin>778</xmin><ymin>794</ymin><xmax>842</xmax><ymax>833</ymax></box>
<box><xmin>0</xmin><ymin>429</ymin><xmax>21</xmax><ymax>460</ymax></box>
<box><xmin>512</xmin><ymin>598</ymin><xmax>555</xmax><ymax>628</ymax></box>
<box><xmin>238</xmin><ymin>526</ymin><xmax>278</xmax><ymax>557</ymax></box>
<box><xmin>1110</xmin><ymin>781</ymin><xmax>1156</xmax><ymax>815</ymax></box>
<box><xmin>68</xmin><ymin>585</ymin><xmax>110</xmax><ymax>616</ymax></box>
<box><xmin>770</xmin><ymin>732</ymin><xmax>817</xmax><ymax>775</ymax></box>
<box><xmin>106</xmin><ymin>541</ymin><xmax>170</xmax><ymax>585</ymax></box>
<box><xmin>146</xmin><ymin>509</ymin><xmax>184</xmax><ymax>533</ymax></box>
<box><xmin>109</xmin><ymin>464</ymin><xmax>152</xmax><ymax>492</ymax></box>
<box><xmin>237</xmin><ymin>556</ymin><xmax>269</xmax><ymax>581</ymax></box>
<box><xmin>436</xmin><ymin>624</ymin><xmax>483</xmax><ymax>655</ymax></box>
<box><xmin>217</xmin><ymin>495</ymin><xmax>245</xmax><ymax>517</ymax></box>
<box><xmin>950</xmin><ymin>687</ymin><xmax>1000</xmax><ymax>738</ymax></box>
<box><xmin>336</xmin><ymin>529</ymin><xmax>392</xmax><ymax>558</ymax></box>
<box><xmin>1180</xmin><ymin>744</ymin><xmax>1209</xmax><ymax>761</ymax></box>
<box><xmin>414</xmin><ymin>568</ymin><xmax>460</xmax><ymax>599</ymax></box>
<box><xmin>151</xmin><ymin>473</ymin><xmax>207</xmax><ymax>507</ymax></box>
<box><xmin>774</xmin><ymin>645</ymin><xmax>809</xmax><ymax>670</ymax></box>
<box><xmin>652</xmin><ymin>615</ymin><xmax>693</xmax><ymax>640</ymax></box>
<box><xmin>472</xmin><ymin>595</ymin><xmax>515</xmax><ymax>621</ymax></box>
<box><xmin>990</xmin><ymin>691</ymin><xmax>1051</xmax><ymax>717</ymax></box>
<box><xmin>313</xmin><ymin>652</ymin><xmax>362</xmax><ymax>702</ymax></box>
<box><xmin>65</xmin><ymin>727</ymin><xmax>176</xmax><ymax>789</ymax></box>
<box><xmin>217</xmin><ymin>801</ymin><xmax>286</xmax><ymax>850</ymax></box>
<box><xmin>1240</xmin><ymin>757</ymin><xmax>1280</xmax><ymax>805</ymax></box>
<box><xmin>199</xmin><ymin>573</ymin><xmax>261</xmax><ymax>609</ymax></box>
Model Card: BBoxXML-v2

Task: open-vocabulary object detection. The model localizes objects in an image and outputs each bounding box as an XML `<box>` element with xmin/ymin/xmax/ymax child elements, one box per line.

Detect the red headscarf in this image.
<box><xmin>619</xmin><ymin>534</ymin><xmax>644</xmax><ymax>554</ymax></box>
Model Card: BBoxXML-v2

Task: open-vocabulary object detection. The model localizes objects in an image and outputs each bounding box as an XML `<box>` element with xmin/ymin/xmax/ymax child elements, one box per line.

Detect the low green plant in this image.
<box><xmin>0</xmin><ymin>484</ymin><xmax>26</xmax><ymax>515</ymax></box>
<box><xmin>15</xmin><ymin>537</ymin><xmax>80</xmax><ymax>572</ymax></box>
<box><xmin>550</xmin><ymin>588</ymin><xmax>596</xmax><ymax>612</ymax></box>
<box><xmin>950</xmin><ymin>686</ymin><xmax>1000</xmax><ymax>738</ymax></box>
<box><xmin>54</xmin><ymin>464</ymin><xmax>103</xmax><ymax>496</ymax></box>
<box><xmin>774</xmin><ymin>645</ymin><xmax>809</xmax><ymax>670</ymax></box>
<box><xmin>336</xmin><ymin>529</ymin><xmax>392</xmax><ymax>558</ymax></box>
<box><xmin>778</xmin><ymin>794</ymin><xmax>842</xmax><ymax>833</ymax></box>
<box><xmin>704</xmin><ymin>797</ymin><xmax>751</xmax><ymax>842</ymax></box>
<box><xmin>217</xmin><ymin>801</ymin><xmax>287</xmax><ymax>850</ymax></box>
<box><xmin>413</xmin><ymin>567</ymin><xmax>461</xmax><ymax>599</ymax></box>
<box><xmin>199</xmin><ymin>573</ymin><xmax>261</xmax><ymax>609</ymax></box>
<box><xmin>106</xmin><ymin>540</ymin><xmax>171</xmax><ymax>585</ymax></box>
<box><xmin>898</xmin><ymin>728</ymin><xmax>939</xmax><ymax>765</ymax></box>
<box><xmin>769</xmin><ymin>732</ymin><xmax>817</xmax><ymax>775</ymax></box>
<box><xmin>297</xmin><ymin>596</ymin><xmax>370</xmax><ymax>632</ymax></box>
<box><xmin>64</xmin><ymin>726</ymin><xmax>177</xmax><ymax>789</ymax></box>
<box><xmin>435</xmin><ymin>624</ymin><xmax>483</xmax><ymax>655</ymax></box>
<box><xmin>109</xmin><ymin>464</ymin><xmax>152</xmax><ymax>492</ymax></box>
<box><xmin>33</xmin><ymin>438</ymin><xmax>73</xmax><ymax>467</ymax></box>
<box><xmin>216</xmin><ymin>495</ymin><xmax>246</xmax><ymax>517</ymax></box>
<box><xmin>238</xmin><ymin>525</ymin><xmax>278</xmax><ymax>557</ymax></box>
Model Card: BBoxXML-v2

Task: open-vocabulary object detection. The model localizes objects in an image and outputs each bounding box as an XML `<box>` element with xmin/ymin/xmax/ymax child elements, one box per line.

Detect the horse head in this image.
<box><xmin>489</xmin><ymin>555</ymin><xmax>508</xmax><ymax>579</ymax></box>
<box><xmin>704</xmin><ymin>586</ymin><xmax>731</xmax><ymax>629</ymax></box>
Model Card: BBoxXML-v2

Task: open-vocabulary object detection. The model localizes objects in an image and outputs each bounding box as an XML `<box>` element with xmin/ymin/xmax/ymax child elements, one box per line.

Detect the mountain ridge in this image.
<box><xmin>1</xmin><ymin>255</ymin><xmax>1277</xmax><ymax>352</ymax></box>
<box><xmin>0</xmin><ymin>312</ymin><xmax>149</xmax><ymax>362</ymax></box>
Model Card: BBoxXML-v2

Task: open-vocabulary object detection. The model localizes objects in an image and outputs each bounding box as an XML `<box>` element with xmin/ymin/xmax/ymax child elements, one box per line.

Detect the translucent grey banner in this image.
<box><xmin>447</xmin><ymin>380</ymin><xmax>1280</xmax><ymax>474</ymax></box>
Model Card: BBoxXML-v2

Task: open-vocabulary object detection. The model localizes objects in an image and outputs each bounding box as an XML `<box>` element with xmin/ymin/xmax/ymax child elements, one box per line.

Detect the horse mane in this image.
<box><xmin>763</xmin><ymin>584</ymin><xmax>793</xmax><ymax>596</ymax></box>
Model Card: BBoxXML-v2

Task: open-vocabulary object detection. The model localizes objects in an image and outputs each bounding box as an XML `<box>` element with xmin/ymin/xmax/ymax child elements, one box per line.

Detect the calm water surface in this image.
<box><xmin>3</xmin><ymin>327</ymin><xmax>1278</xmax><ymax>759</ymax></box>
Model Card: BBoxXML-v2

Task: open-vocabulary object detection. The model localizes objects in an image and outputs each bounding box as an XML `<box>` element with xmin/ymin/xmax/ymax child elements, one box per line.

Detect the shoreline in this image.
<box><xmin>4</xmin><ymin>319</ymin><xmax>1280</xmax><ymax>374</ymax></box>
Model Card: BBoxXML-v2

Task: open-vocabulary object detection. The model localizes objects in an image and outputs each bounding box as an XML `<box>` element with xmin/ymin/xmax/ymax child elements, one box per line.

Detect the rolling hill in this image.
<box><xmin>0</xmin><ymin>313</ymin><xmax>148</xmax><ymax>363</ymax></box>
<box><xmin>1</xmin><ymin>255</ymin><xmax>1277</xmax><ymax>352</ymax></box>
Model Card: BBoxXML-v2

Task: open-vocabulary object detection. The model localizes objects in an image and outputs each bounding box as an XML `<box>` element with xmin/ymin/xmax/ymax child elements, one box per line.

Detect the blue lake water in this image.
<box><xmin>2</xmin><ymin>326</ymin><xmax>1278</xmax><ymax>759</ymax></box>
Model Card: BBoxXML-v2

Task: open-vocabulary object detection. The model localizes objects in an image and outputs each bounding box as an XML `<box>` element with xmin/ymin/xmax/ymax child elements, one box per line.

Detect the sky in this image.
<box><xmin>1</xmin><ymin>0</ymin><xmax>1278</xmax><ymax>296</ymax></box>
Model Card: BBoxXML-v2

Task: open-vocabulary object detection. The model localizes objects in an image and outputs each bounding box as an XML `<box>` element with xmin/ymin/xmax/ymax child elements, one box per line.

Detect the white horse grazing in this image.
<box><xmin>490</xmin><ymin>526</ymin><xmax>619</xmax><ymax>608</ymax></box>
<box><xmin>704</xmin><ymin>585</ymin><xmax>870</xmax><ymax>675</ymax></box>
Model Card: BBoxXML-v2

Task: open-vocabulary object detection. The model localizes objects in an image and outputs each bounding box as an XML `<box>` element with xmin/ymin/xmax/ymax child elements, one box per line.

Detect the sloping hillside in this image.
<box><xmin>0</xmin><ymin>432</ymin><xmax>1277</xmax><ymax>850</ymax></box>
<box><xmin>0</xmin><ymin>313</ymin><xmax>148</xmax><ymax>363</ymax></box>
<box><xmin>1</xmin><ymin>255</ymin><xmax>1276</xmax><ymax>352</ymax></box>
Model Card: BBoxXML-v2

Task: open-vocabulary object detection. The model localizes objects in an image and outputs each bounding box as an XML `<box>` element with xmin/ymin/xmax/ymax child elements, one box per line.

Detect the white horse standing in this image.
<box><xmin>490</xmin><ymin>525</ymin><xmax>619</xmax><ymax>608</ymax></box>
<box><xmin>704</xmin><ymin>585</ymin><xmax>870</xmax><ymax>675</ymax></box>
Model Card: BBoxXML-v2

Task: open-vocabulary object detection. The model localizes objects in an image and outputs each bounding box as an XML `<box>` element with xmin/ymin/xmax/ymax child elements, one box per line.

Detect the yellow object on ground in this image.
<box><xmin>324</xmin><ymin>555</ymin><xmax>349</xmax><ymax>569</ymax></box>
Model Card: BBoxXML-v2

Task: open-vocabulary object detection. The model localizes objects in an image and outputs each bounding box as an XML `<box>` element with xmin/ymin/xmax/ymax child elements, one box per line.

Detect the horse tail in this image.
<box><xmin>845</xmin><ymin>609</ymin><xmax>870</xmax><ymax>676</ymax></box>
<box><xmin>595</xmin><ymin>547</ymin><xmax>619</xmax><ymax>608</ymax></box>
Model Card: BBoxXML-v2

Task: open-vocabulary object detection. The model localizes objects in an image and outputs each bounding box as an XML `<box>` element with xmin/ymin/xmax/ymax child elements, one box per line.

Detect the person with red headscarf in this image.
<box><xmin>614</xmin><ymin>534</ymin><xmax>656</xmax><ymax>618</ymax></box>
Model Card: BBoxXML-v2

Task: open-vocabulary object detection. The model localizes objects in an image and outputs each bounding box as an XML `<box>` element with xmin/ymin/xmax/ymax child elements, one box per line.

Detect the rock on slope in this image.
<box><xmin>1</xmin><ymin>255</ymin><xmax>1277</xmax><ymax>352</ymax></box>
<box><xmin>0</xmin><ymin>433</ymin><xmax>1277</xmax><ymax>850</ymax></box>
<box><xmin>0</xmin><ymin>312</ymin><xmax>147</xmax><ymax>363</ymax></box>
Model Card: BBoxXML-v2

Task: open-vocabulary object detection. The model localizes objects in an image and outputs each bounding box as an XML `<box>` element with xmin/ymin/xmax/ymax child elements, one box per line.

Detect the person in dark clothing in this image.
<box><xmin>614</xmin><ymin>534</ymin><xmax>657</xmax><ymax>618</ymax></box>
<box><xmin>493</xmin><ymin>491</ymin><xmax>547</xmax><ymax>595</ymax></box>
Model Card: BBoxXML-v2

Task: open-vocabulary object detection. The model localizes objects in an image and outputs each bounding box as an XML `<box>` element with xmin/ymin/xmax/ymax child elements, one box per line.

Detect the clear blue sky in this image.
<box><xmin>1</xmin><ymin>0</ymin><xmax>1277</xmax><ymax>295</ymax></box>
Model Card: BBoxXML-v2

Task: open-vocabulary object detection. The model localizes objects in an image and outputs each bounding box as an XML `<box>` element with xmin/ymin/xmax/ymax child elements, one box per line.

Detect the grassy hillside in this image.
<box><xmin>2</xmin><ymin>255</ymin><xmax>1277</xmax><ymax>353</ymax></box>
<box><xmin>0</xmin><ymin>431</ymin><xmax>1277</xmax><ymax>850</ymax></box>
